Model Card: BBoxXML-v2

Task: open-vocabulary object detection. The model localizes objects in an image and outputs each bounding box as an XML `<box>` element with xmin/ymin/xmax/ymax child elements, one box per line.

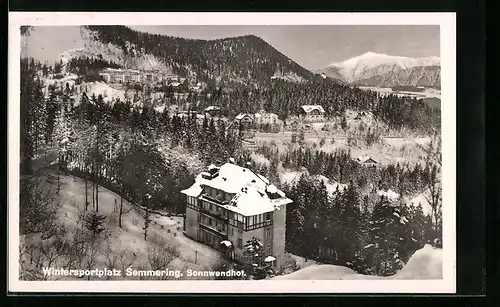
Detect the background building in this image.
<box><xmin>299</xmin><ymin>105</ymin><xmax>326</xmax><ymax>122</ymax></box>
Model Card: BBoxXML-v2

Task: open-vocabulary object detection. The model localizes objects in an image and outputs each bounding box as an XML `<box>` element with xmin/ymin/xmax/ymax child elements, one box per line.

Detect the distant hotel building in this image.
<box><xmin>299</xmin><ymin>105</ymin><xmax>326</xmax><ymax>122</ymax></box>
<box><xmin>254</xmin><ymin>110</ymin><xmax>279</xmax><ymax>125</ymax></box>
<box><xmin>98</xmin><ymin>68</ymin><xmax>178</xmax><ymax>85</ymax></box>
<box><xmin>181</xmin><ymin>162</ymin><xmax>292</xmax><ymax>271</ymax></box>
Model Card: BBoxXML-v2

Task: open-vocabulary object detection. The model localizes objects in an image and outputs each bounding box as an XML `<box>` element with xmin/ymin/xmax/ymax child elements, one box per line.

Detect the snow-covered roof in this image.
<box><xmin>221</xmin><ymin>240</ymin><xmax>232</xmax><ymax>247</ymax></box>
<box><xmin>300</xmin><ymin>105</ymin><xmax>325</xmax><ymax>114</ymax></box>
<box><xmin>356</xmin><ymin>155</ymin><xmax>377</xmax><ymax>164</ymax></box>
<box><xmin>264</xmin><ymin>256</ymin><xmax>276</xmax><ymax>262</ymax></box>
<box><xmin>181</xmin><ymin>162</ymin><xmax>292</xmax><ymax>216</ymax></box>
<box><xmin>170</xmin><ymin>82</ymin><xmax>182</xmax><ymax>87</ymax></box>
<box><xmin>204</xmin><ymin>106</ymin><xmax>221</xmax><ymax>112</ymax></box>
<box><xmin>235</xmin><ymin>113</ymin><xmax>253</xmax><ymax>120</ymax></box>
<box><xmin>182</xmin><ymin>184</ymin><xmax>203</xmax><ymax>197</ymax></box>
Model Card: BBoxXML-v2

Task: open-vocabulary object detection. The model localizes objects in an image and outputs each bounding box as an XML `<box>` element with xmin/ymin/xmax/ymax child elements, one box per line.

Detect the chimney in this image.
<box><xmin>208</xmin><ymin>164</ymin><xmax>220</xmax><ymax>179</ymax></box>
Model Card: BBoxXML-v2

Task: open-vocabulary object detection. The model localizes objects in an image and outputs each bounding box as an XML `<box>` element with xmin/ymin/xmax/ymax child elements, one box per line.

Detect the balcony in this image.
<box><xmin>200</xmin><ymin>206</ymin><xmax>229</xmax><ymax>222</ymax></box>
<box><xmin>201</xmin><ymin>193</ymin><xmax>230</xmax><ymax>206</ymax></box>
<box><xmin>199</xmin><ymin>223</ymin><xmax>228</xmax><ymax>239</ymax></box>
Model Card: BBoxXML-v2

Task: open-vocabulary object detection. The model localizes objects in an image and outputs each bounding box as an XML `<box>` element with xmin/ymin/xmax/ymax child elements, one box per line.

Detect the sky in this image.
<box><xmin>23</xmin><ymin>25</ymin><xmax>440</xmax><ymax>70</ymax></box>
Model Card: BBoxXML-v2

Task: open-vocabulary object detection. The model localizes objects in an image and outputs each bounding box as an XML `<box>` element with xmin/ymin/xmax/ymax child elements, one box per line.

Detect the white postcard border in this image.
<box><xmin>8</xmin><ymin>12</ymin><xmax>456</xmax><ymax>293</ymax></box>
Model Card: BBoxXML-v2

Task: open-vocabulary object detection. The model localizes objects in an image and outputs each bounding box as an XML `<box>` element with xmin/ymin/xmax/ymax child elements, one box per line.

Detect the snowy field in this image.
<box><xmin>21</xmin><ymin>170</ymin><xmax>225</xmax><ymax>280</ymax></box>
<box><xmin>274</xmin><ymin>244</ymin><xmax>442</xmax><ymax>280</ymax></box>
<box><xmin>358</xmin><ymin>86</ymin><xmax>441</xmax><ymax>100</ymax></box>
<box><xmin>253</xmin><ymin>112</ymin><xmax>432</xmax><ymax>166</ymax></box>
<box><xmin>279</xmin><ymin>171</ymin><xmax>348</xmax><ymax>194</ymax></box>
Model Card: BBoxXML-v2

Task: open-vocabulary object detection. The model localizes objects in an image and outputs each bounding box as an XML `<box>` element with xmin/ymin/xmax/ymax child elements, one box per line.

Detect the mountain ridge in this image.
<box><xmin>56</xmin><ymin>26</ymin><xmax>321</xmax><ymax>86</ymax></box>
<box><xmin>319</xmin><ymin>52</ymin><xmax>441</xmax><ymax>88</ymax></box>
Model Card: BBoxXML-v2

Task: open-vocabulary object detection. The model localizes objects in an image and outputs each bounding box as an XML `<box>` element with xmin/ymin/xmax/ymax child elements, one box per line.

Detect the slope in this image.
<box><xmin>61</xmin><ymin>26</ymin><xmax>318</xmax><ymax>85</ymax></box>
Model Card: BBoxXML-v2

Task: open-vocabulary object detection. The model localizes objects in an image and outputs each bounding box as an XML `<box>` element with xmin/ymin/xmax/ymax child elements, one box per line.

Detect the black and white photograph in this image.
<box><xmin>9</xmin><ymin>12</ymin><xmax>456</xmax><ymax>293</ymax></box>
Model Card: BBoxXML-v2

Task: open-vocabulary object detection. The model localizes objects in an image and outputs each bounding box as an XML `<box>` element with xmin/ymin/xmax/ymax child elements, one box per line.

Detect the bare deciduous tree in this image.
<box><xmin>146</xmin><ymin>235</ymin><xmax>180</xmax><ymax>280</ymax></box>
<box><xmin>20</xmin><ymin>175</ymin><xmax>59</xmax><ymax>236</ymax></box>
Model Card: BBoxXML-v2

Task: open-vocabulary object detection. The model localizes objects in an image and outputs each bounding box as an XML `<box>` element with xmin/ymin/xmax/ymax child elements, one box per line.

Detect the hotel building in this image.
<box><xmin>181</xmin><ymin>162</ymin><xmax>292</xmax><ymax>271</ymax></box>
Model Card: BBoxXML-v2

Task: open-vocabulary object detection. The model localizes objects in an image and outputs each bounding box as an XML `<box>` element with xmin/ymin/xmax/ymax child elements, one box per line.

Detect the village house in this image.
<box><xmin>299</xmin><ymin>105</ymin><xmax>326</xmax><ymax>122</ymax></box>
<box><xmin>204</xmin><ymin>106</ymin><xmax>222</xmax><ymax>117</ymax></box>
<box><xmin>254</xmin><ymin>110</ymin><xmax>279</xmax><ymax>125</ymax></box>
<box><xmin>356</xmin><ymin>155</ymin><xmax>378</xmax><ymax>167</ymax></box>
<box><xmin>354</xmin><ymin>111</ymin><xmax>367</xmax><ymax>120</ymax></box>
<box><xmin>170</xmin><ymin>81</ymin><xmax>182</xmax><ymax>88</ymax></box>
<box><xmin>234</xmin><ymin>113</ymin><xmax>254</xmax><ymax>130</ymax></box>
<box><xmin>181</xmin><ymin>162</ymin><xmax>292</xmax><ymax>271</ymax></box>
<box><xmin>165</xmin><ymin>74</ymin><xmax>179</xmax><ymax>83</ymax></box>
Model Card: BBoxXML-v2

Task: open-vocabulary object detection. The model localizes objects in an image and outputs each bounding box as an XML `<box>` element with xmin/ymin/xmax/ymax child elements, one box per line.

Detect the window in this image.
<box><xmin>208</xmin><ymin>218</ymin><xmax>213</xmax><ymax>226</ymax></box>
<box><xmin>209</xmin><ymin>204</ymin><xmax>213</xmax><ymax>211</ymax></box>
<box><xmin>237</xmin><ymin>238</ymin><xmax>243</xmax><ymax>248</ymax></box>
<box><xmin>265</xmin><ymin>212</ymin><xmax>273</xmax><ymax>220</ymax></box>
<box><xmin>265</xmin><ymin>227</ymin><xmax>272</xmax><ymax>239</ymax></box>
<box><xmin>230</xmin><ymin>227</ymin><xmax>234</xmax><ymax>236</ymax></box>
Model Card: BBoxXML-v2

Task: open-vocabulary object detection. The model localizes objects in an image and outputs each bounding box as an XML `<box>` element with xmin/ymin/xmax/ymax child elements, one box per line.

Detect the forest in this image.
<box><xmin>85</xmin><ymin>25</ymin><xmax>317</xmax><ymax>84</ymax></box>
<box><xmin>282</xmin><ymin>175</ymin><xmax>437</xmax><ymax>276</ymax></box>
<box><xmin>20</xmin><ymin>56</ymin><xmax>442</xmax><ymax>278</ymax></box>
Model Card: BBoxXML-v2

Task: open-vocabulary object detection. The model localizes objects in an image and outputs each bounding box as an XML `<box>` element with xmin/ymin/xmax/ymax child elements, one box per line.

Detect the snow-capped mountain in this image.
<box><xmin>319</xmin><ymin>52</ymin><xmax>441</xmax><ymax>88</ymax></box>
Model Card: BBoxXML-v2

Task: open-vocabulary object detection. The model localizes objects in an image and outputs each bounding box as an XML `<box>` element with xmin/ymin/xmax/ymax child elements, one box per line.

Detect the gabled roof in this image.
<box><xmin>181</xmin><ymin>162</ymin><xmax>292</xmax><ymax>216</ymax></box>
<box><xmin>356</xmin><ymin>155</ymin><xmax>377</xmax><ymax>164</ymax></box>
<box><xmin>204</xmin><ymin>106</ymin><xmax>221</xmax><ymax>112</ymax></box>
<box><xmin>235</xmin><ymin>113</ymin><xmax>253</xmax><ymax>120</ymax></box>
<box><xmin>300</xmin><ymin>105</ymin><xmax>326</xmax><ymax>114</ymax></box>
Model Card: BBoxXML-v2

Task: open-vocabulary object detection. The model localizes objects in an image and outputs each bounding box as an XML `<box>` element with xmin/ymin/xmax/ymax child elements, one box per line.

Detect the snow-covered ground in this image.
<box><xmin>250</xmin><ymin>153</ymin><xmax>271</xmax><ymax>166</ymax></box>
<box><xmin>24</xmin><ymin>171</ymin><xmax>224</xmax><ymax>279</ymax></box>
<box><xmin>279</xmin><ymin>170</ymin><xmax>307</xmax><ymax>185</ymax></box>
<box><xmin>404</xmin><ymin>188</ymin><xmax>434</xmax><ymax>216</ymax></box>
<box><xmin>358</xmin><ymin>86</ymin><xmax>441</xmax><ymax>99</ymax></box>
<box><xmin>316</xmin><ymin>175</ymin><xmax>348</xmax><ymax>193</ymax></box>
<box><xmin>377</xmin><ymin>189</ymin><xmax>400</xmax><ymax>201</ymax></box>
<box><xmin>274</xmin><ymin>244</ymin><xmax>442</xmax><ymax>280</ymax></box>
<box><xmin>80</xmin><ymin>82</ymin><xmax>126</xmax><ymax>102</ymax></box>
<box><xmin>280</xmin><ymin>171</ymin><xmax>348</xmax><ymax>194</ymax></box>
<box><xmin>43</xmin><ymin>73</ymin><xmax>79</xmax><ymax>88</ymax></box>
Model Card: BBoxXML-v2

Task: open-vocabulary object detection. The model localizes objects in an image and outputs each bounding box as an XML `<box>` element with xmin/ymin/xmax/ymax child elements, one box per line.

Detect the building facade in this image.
<box><xmin>254</xmin><ymin>111</ymin><xmax>279</xmax><ymax>125</ymax></box>
<box><xmin>356</xmin><ymin>155</ymin><xmax>378</xmax><ymax>167</ymax></box>
<box><xmin>235</xmin><ymin>113</ymin><xmax>254</xmax><ymax>129</ymax></box>
<box><xmin>299</xmin><ymin>105</ymin><xmax>326</xmax><ymax>122</ymax></box>
<box><xmin>99</xmin><ymin>68</ymin><xmax>178</xmax><ymax>85</ymax></box>
<box><xmin>181</xmin><ymin>162</ymin><xmax>292</xmax><ymax>271</ymax></box>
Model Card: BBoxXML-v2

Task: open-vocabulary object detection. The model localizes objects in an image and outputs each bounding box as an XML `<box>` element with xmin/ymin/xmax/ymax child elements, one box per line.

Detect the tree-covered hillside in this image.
<box><xmin>85</xmin><ymin>26</ymin><xmax>317</xmax><ymax>84</ymax></box>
